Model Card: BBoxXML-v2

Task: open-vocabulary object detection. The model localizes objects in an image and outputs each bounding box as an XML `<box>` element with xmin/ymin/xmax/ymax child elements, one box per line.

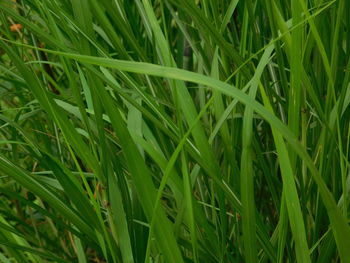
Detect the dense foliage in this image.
<box><xmin>0</xmin><ymin>0</ymin><xmax>349</xmax><ymax>262</ymax></box>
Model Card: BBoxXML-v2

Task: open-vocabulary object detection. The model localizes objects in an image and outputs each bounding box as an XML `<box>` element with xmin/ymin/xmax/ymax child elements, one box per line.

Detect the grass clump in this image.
<box><xmin>0</xmin><ymin>0</ymin><xmax>349</xmax><ymax>262</ymax></box>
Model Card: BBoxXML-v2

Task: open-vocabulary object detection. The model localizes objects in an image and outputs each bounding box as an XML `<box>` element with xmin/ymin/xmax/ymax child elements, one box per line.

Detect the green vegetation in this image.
<box><xmin>0</xmin><ymin>0</ymin><xmax>349</xmax><ymax>262</ymax></box>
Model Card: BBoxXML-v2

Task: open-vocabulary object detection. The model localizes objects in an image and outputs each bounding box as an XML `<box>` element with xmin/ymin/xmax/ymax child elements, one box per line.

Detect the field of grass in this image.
<box><xmin>0</xmin><ymin>0</ymin><xmax>349</xmax><ymax>262</ymax></box>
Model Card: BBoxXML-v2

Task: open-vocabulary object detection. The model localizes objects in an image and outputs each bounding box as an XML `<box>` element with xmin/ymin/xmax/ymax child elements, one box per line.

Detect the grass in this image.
<box><xmin>0</xmin><ymin>0</ymin><xmax>349</xmax><ymax>262</ymax></box>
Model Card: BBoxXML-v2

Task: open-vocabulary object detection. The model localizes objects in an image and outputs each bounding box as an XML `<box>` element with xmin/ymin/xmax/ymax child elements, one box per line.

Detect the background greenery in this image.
<box><xmin>0</xmin><ymin>0</ymin><xmax>349</xmax><ymax>262</ymax></box>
